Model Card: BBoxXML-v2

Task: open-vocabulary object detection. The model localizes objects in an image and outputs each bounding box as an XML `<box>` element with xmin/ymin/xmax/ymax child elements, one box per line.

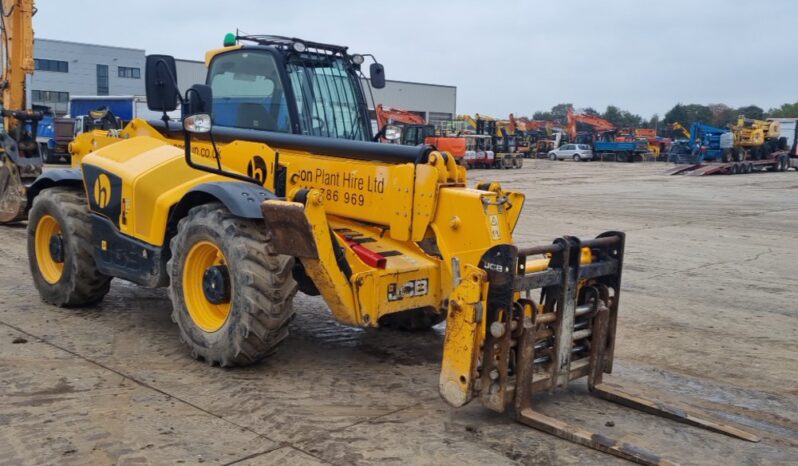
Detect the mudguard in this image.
<box><xmin>26</xmin><ymin>168</ymin><xmax>84</xmax><ymax>208</ymax></box>
<box><xmin>174</xmin><ymin>181</ymin><xmax>277</xmax><ymax>220</ymax></box>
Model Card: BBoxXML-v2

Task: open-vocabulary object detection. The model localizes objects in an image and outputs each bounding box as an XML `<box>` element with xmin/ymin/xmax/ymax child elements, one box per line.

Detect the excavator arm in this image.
<box><xmin>566</xmin><ymin>108</ymin><xmax>615</xmax><ymax>141</ymax></box>
<box><xmin>375</xmin><ymin>103</ymin><xmax>426</xmax><ymax>128</ymax></box>
<box><xmin>0</xmin><ymin>0</ymin><xmax>40</xmax><ymax>223</ymax></box>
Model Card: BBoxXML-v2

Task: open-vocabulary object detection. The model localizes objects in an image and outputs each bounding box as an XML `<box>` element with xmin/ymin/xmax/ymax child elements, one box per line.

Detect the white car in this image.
<box><xmin>548</xmin><ymin>144</ymin><xmax>594</xmax><ymax>161</ymax></box>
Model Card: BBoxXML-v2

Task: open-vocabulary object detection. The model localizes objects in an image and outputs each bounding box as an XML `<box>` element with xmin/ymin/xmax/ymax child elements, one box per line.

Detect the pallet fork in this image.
<box><xmin>443</xmin><ymin>232</ymin><xmax>759</xmax><ymax>465</ymax></box>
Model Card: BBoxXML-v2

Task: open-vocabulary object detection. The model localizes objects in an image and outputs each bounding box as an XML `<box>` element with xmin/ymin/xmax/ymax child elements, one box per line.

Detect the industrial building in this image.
<box><xmin>29</xmin><ymin>38</ymin><xmax>457</xmax><ymax>124</ymax></box>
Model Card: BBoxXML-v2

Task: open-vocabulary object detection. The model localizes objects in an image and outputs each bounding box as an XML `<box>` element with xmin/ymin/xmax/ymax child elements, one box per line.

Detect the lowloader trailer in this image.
<box><xmin>25</xmin><ymin>33</ymin><xmax>758</xmax><ymax>465</ymax></box>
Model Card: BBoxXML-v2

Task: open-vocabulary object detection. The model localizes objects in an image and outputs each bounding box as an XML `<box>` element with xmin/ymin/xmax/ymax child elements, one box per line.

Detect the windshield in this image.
<box><xmin>286</xmin><ymin>54</ymin><xmax>370</xmax><ymax>141</ymax></box>
<box><xmin>207</xmin><ymin>51</ymin><xmax>291</xmax><ymax>132</ymax></box>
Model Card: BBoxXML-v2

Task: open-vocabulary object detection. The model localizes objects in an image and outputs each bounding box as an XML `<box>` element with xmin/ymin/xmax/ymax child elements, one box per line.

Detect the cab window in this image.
<box><xmin>207</xmin><ymin>51</ymin><xmax>291</xmax><ymax>132</ymax></box>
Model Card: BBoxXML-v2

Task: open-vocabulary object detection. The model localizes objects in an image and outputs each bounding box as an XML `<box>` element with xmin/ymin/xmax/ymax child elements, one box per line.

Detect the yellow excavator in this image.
<box><xmin>0</xmin><ymin>0</ymin><xmax>41</xmax><ymax>223</ymax></box>
<box><xmin>24</xmin><ymin>32</ymin><xmax>759</xmax><ymax>464</ymax></box>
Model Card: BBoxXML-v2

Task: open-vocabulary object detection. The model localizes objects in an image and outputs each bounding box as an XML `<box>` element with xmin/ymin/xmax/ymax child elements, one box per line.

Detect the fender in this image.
<box><xmin>26</xmin><ymin>168</ymin><xmax>84</xmax><ymax>208</ymax></box>
<box><xmin>174</xmin><ymin>181</ymin><xmax>277</xmax><ymax>221</ymax></box>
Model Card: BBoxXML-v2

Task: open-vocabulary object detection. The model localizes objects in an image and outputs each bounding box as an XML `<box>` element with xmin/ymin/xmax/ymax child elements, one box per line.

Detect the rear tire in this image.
<box><xmin>168</xmin><ymin>203</ymin><xmax>297</xmax><ymax>367</ymax></box>
<box><xmin>27</xmin><ymin>187</ymin><xmax>112</xmax><ymax>306</ymax></box>
<box><xmin>573</xmin><ymin>154</ymin><xmax>581</xmax><ymax>162</ymax></box>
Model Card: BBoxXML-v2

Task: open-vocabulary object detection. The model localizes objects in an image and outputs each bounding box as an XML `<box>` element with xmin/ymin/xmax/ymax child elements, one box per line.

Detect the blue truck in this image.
<box><xmin>592</xmin><ymin>139</ymin><xmax>649</xmax><ymax>162</ymax></box>
<box><xmin>36</xmin><ymin>96</ymin><xmax>181</xmax><ymax>164</ymax></box>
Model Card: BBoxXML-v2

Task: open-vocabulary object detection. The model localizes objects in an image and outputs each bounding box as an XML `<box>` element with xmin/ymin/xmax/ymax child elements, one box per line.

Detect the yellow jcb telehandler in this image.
<box><xmin>26</xmin><ymin>34</ymin><xmax>757</xmax><ymax>464</ymax></box>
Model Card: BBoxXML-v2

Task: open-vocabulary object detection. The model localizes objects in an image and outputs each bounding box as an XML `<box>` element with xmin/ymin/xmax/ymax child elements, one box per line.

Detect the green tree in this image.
<box><xmin>533</xmin><ymin>103</ymin><xmax>573</xmax><ymax>123</ymax></box>
<box><xmin>601</xmin><ymin>105</ymin><xmax>644</xmax><ymax>128</ymax></box>
<box><xmin>735</xmin><ymin>105</ymin><xmax>764</xmax><ymax>120</ymax></box>
<box><xmin>663</xmin><ymin>104</ymin><xmax>713</xmax><ymax>129</ymax></box>
<box><xmin>767</xmin><ymin>102</ymin><xmax>798</xmax><ymax>118</ymax></box>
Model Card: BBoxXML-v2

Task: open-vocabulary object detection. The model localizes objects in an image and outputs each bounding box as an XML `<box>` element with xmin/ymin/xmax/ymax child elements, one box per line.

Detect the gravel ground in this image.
<box><xmin>0</xmin><ymin>160</ymin><xmax>796</xmax><ymax>465</ymax></box>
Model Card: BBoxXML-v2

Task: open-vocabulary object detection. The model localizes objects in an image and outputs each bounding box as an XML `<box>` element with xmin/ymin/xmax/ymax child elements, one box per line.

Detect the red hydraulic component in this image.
<box><xmin>338</xmin><ymin>233</ymin><xmax>387</xmax><ymax>269</ymax></box>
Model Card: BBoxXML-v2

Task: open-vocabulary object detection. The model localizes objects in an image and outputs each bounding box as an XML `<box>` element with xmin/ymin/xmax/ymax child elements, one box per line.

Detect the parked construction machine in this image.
<box><xmin>730</xmin><ymin>115</ymin><xmax>786</xmax><ymax>161</ymax></box>
<box><xmin>23</xmin><ymin>33</ymin><xmax>758</xmax><ymax>464</ymax></box>
<box><xmin>0</xmin><ymin>0</ymin><xmax>42</xmax><ymax>223</ymax></box>
<box><xmin>669</xmin><ymin>120</ymin><xmax>794</xmax><ymax>175</ymax></box>
<box><xmin>462</xmin><ymin>114</ymin><xmax>523</xmax><ymax>169</ymax></box>
<box><xmin>374</xmin><ymin>104</ymin><xmax>466</xmax><ymax>163</ymax></box>
<box><xmin>566</xmin><ymin>109</ymin><xmax>648</xmax><ymax>162</ymax></box>
<box><xmin>667</xmin><ymin>122</ymin><xmax>733</xmax><ymax>164</ymax></box>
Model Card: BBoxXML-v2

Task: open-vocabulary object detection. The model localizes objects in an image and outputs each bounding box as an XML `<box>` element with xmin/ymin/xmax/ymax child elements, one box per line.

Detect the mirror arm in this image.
<box><xmin>154</xmin><ymin>58</ymin><xmax>184</xmax><ymax>130</ymax></box>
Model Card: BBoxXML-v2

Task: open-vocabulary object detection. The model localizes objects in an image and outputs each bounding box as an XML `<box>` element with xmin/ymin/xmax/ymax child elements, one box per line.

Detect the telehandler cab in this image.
<box><xmin>26</xmin><ymin>34</ymin><xmax>757</xmax><ymax>464</ymax></box>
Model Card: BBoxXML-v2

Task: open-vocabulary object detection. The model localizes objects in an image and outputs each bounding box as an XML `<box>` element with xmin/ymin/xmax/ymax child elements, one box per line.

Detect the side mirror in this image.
<box><xmin>188</xmin><ymin>84</ymin><xmax>213</xmax><ymax>115</ymax></box>
<box><xmin>370</xmin><ymin>63</ymin><xmax>385</xmax><ymax>89</ymax></box>
<box><xmin>145</xmin><ymin>54</ymin><xmax>179</xmax><ymax>112</ymax></box>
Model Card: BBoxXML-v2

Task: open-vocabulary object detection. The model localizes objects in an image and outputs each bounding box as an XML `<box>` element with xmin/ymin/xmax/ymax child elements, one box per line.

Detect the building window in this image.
<box><xmin>96</xmin><ymin>64</ymin><xmax>109</xmax><ymax>95</ymax></box>
<box><xmin>427</xmin><ymin>112</ymin><xmax>453</xmax><ymax>127</ymax></box>
<box><xmin>32</xmin><ymin>90</ymin><xmax>70</xmax><ymax>103</ymax></box>
<box><xmin>34</xmin><ymin>58</ymin><xmax>69</xmax><ymax>73</ymax></box>
<box><xmin>31</xmin><ymin>90</ymin><xmax>70</xmax><ymax>115</ymax></box>
<box><xmin>118</xmin><ymin>66</ymin><xmax>141</xmax><ymax>79</ymax></box>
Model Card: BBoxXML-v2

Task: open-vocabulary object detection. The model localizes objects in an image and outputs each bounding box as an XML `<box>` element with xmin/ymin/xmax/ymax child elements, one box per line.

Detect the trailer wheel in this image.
<box><xmin>745</xmin><ymin>163</ymin><xmax>753</xmax><ymax>174</ymax></box>
<box><xmin>27</xmin><ymin>187</ymin><xmax>112</xmax><ymax>306</ymax></box>
<box><xmin>515</xmin><ymin>156</ymin><xmax>523</xmax><ymax>169</ymax></box>
<box><xmin>722</xmin><ymin>149</ymin><xmax>732</xmax><ymax>163</ymax></box>
<box><xmin>168</xmin><ymin>203</ymin><xmax>297</xmax><ymax>367</ymax></box>
<box><xmin>779</xmin><ymin>155</ymin><xmax>788</xmax><ymax>172</ymax></box>
<box><xmin>731</xmin><ymin>164</ymin><xmax>740</xmax><ymax>175</ymax></box>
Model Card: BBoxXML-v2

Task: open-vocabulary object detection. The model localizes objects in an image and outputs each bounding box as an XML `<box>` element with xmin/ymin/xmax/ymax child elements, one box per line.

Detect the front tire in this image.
<box><xmin>27</xmin><ymin>187</ymin><xmax>112</xmax><ymax>306</ymax></box>
<box><xmin>168</xmin><ymin>203</ymin><xmax>297</xmax><ymax>367</ymax></box>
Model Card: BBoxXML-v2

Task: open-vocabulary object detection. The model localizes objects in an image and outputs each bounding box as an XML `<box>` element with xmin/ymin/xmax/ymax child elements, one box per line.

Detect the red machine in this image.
<box><xmin>566</xmin><ymin>108</ymin><xmax>615</xmax><ymax>141</ymax></box>
<box><xmin>375</xmin><ymin>104</ymin><xmax>466</xmax><ymax>162</ymax></box>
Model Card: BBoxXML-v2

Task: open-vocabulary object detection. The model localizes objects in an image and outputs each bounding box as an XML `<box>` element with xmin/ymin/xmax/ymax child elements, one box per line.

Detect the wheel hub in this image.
<box><xmin>48</xmin><ymin>234</ymin><xmax>64</xmax><ymax>263</ymax></box>
<box><xmin>202</xmin><ymin>265</ymin><xmax>230</xmax><ymax>305</ymax></box>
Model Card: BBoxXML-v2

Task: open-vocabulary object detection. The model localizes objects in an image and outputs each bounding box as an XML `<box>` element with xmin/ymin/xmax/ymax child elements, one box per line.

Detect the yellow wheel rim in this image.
<box><xmin>35</xmin><ymin>214</ymin><xmax>64</xmax><ymax>284</ymax></box>
<box><xmin>182</xmin><ymin>240</ymin><xmax>231</xmax><ymax>332</ymax></box>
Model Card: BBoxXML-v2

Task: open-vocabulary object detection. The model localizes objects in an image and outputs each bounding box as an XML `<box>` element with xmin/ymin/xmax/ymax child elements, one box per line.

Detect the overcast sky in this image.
<box><xmin>34</xmin><ymin>0</ymin><xmax>797</xmax><ymax>119</ymax></box>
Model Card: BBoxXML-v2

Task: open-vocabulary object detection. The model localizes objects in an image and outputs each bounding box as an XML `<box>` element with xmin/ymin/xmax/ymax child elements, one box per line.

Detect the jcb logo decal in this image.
<box><xmin>247</xmin><ymin>155</ymin><xmax>268</xmax><ymax>185</ymax></box>
<box><xmin>93</xmin><ymin>173</ymin><xmax>112</xmax><ymax>208</ymax></box>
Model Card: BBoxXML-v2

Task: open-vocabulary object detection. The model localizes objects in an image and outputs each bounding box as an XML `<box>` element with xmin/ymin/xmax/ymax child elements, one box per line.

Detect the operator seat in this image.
<box><xmin>236</xmin><ymin>103</ymin><xmax>277</xmax><ymax>131</ymax></box>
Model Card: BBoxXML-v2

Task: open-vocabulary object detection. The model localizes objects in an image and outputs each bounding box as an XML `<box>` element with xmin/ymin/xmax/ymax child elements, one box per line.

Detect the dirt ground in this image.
<box><xmin>1</xmin><ymin>160</ymin><xmax>797</xmax><ymax>465</ymax></box>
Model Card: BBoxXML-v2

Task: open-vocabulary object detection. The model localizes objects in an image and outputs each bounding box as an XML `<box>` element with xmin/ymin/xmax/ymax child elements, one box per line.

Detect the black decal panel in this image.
<box><xmin>83</xmin><ymin>164</ymin><xmax>123</xmax><ymax>228</ymax></box>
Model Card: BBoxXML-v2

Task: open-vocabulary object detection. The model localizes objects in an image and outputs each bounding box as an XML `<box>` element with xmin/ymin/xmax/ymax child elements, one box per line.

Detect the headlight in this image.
<box><xmin>292</xmin><ymin>41</ymin><xmax>307</xmax><ymax>53</ymax></box>
<box><xmin>184</xmin><ymin>114</ymin><xmax>212</xmax><ymax>134</ymax></box>
<box><xmin>351</xmin><ymin>54</ymin><xmax>365</xmax><ymax>65</ymax></box>
<box><xmin>384</xmin><ymin>125</ymin><xmax>402</xmax><ymax>141</ymax></box>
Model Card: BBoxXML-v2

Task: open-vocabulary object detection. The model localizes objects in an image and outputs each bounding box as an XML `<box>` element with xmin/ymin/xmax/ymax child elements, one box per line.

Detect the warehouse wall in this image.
<box><xmin>30</xmin><ymin>39</ymin><xmax>145</xmax><ymax>114</ymax></box>
<box><xmin>361</xmin><ymin>78</ymin><xmax>457</xmax><ymax>126</ymax></box>
<box><xmin>176</xmin><ymin>59</ymin><xmax>207</xmax><ymax>92</ymax></box>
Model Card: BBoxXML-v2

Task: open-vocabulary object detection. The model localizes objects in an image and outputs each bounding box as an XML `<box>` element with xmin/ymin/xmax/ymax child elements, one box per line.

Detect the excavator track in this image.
<box><xmin>470</xmin><ymin>233</ymin><xmax>759</xmax><ymax>465</ymax></box>
<box><xmin>0</xmin><ymin>154</ymin><xmax>28</xmax><ymax>223</ymax></box>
